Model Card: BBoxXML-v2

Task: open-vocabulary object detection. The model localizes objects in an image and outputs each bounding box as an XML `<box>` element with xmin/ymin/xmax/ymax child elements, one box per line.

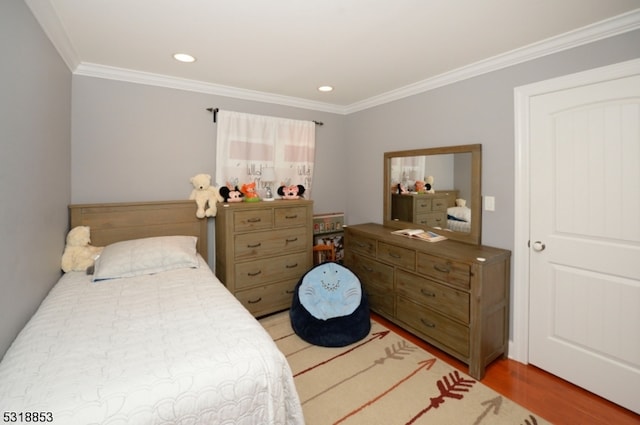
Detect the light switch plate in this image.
<box><xmin>484</xmin><ymin>196</ymin><xmax>495</xmax><ymax>211</ymax></box>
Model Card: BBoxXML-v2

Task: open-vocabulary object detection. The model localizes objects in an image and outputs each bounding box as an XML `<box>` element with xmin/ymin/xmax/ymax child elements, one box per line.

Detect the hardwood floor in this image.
<box><xmin>371</xmin><ymin>313</ymin><xmax>639</xmax><ymax>425</ymax></box>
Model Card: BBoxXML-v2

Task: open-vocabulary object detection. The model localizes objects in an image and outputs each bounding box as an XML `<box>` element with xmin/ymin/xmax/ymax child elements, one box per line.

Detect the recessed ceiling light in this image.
<box><xmin>318</xmin><ymin>85</ymin><xmax>334</xmax><ymax>92</ymax></box>
<box><xmin>173</xmin><ymin>53</ymin><xmax>196</xmax><ymax>63</ymax></box>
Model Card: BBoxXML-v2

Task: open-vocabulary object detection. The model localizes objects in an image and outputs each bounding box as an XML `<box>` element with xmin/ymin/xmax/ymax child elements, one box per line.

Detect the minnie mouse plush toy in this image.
<box><xmin>277</xmin><ymin>184</ymin><xmax>305</xmax><ymax>199</ymax></box>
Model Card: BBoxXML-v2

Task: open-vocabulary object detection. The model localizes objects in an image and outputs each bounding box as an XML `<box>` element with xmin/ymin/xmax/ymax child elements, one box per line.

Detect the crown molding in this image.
<box><xmin>25</xmin><ymin>0</ymin><xmax>80</xmax><ymax>71</ymax></box>
<box><xmin>344</xmin><ymin>8</ymin><xmax>640</xmax><ymax>114</ymax></box>
<box><xmin>27</xmin><ymin>3</ymin><xmax>640</xmax><ymax>115</ymax></box>
<box><xmin>73</xmin><ymin>63</ymin><xmax>346</xmax><ymax>114</ymax></box>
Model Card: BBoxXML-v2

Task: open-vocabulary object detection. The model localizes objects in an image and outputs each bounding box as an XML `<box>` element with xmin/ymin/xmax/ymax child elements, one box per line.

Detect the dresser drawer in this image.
<box><xmin>364</xmin><ymin>282</ymin><xmax>395</xmax><ymax>317</ymax></box>
<box><xmin>275</xmin><ymin>206</ymin><xmax>308</xmax><ymax>228</ymax></box>
<box><xmin>348</xmin><ymin>233</ymin><xmax>377</xmax><ymax>257</ymax></box>
<box><xmin>396</xmin><ymin>296</ymin><xmax>469</xmax><ymax>357</ymax></box>
<box><xmin>431</xmin><ymin>197</ymin><xmax>448</xmax><ymax>212</ymax></box>
<box><xmin>377</xmin><ymin>242</ymin><xmax>416</xmax><ymax>270</ymax></box>
<box><xmin>234</xmin><ymin>227</ymin><xmax>308</xmax><ymax>260</ymax></box>
<box><xmin>233</xmin><ymin>209</ymin><xmax>273</xmax><ymax>232</ymax></box>
<box><xmin>235</xmin><ymin>252</ymin><xmax>310</xmax><ymax>290</ymax></box>
<box><xmin>396</xmin><ymin>269</ymin><xmax>469</xmax><ymax>323</ymax></box>
<box><xmin>345</xmin><ymin>252</ymin><xmax>394</xmax><ymax>316</ymax></box>
<box><xmin>417</xmin><ymin>252</ymin><xmax>470</xmax><ymax>290</ymax></box>
<box><xmin>415</xmin><ymin>212</ymin><xmax>446</xmax><ymax>227</ymax></box>
<box><xmin>414</xmin><ymin>198</ymin><xmax>432</xmax><ymax>214</ymax></box>
<box><xmin>235</xmin><ymin>279</ymin><xmax>297</xmax><ymax>317</ymax></box>
<box><xmin>346</xmin><ymin>252</ymin><xmax>393</xmax><ymax>288</ymax></box>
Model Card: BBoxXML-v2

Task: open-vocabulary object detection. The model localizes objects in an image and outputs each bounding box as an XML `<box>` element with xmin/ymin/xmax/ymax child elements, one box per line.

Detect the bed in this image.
<box><xmin>0</xmin><ymin>201</ymin><xmax>304</xmax><ymax>425</ymax></box>
<box><xmin>447</xmin><ymin>211</ymin><xmax>471</xmax><ymax>233</ymax></box>
<box><xmin>437</xmin><ymin>191</ymin><xmax>472</xmax><ymax>234</ymax></box>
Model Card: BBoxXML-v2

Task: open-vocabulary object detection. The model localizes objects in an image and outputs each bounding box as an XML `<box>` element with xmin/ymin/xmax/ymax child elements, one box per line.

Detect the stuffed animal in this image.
<box><xmin>415</xmin><ymin>180</ymin><xmax>426</xmax><ymax>193</ymax></box>
<box><xmin>393</xmin><ymin>183</ymin><xmax>408</xmax><ymax>194</ymax></box>
<box><xmin>219</xmin><ymin>184</ymin><xmax>244</xmax><ymax>203</ymax></box>
<box><xmin>278</xmin><ymin>184</ymin><xmax>305</xmax><ymax>199</ymax></box>
<box><xmin>61</xmin><ymin>226</ymin><xmax>103</xmax><ymax>272</ymax></box>
<box><xmin>425</xmin><ymin>175</ymin><xmax>435</xmax><ymax>193</ymax></box>
<box><xmin>189</xmin><ymin>173</ymin><xmax>224</xmax><ymax>218</ymax></box>
<box><xmin>240</xmin><ymin>182</ymin><xmax>260</xmax><ymax>202</ymax></box>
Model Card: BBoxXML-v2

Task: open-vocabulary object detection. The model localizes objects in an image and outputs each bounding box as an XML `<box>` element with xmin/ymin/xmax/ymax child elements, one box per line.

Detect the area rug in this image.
<box><xmin>260</xmin><ymin>311</ymin><xmax>551</xmax><ymax>425</ymax></box>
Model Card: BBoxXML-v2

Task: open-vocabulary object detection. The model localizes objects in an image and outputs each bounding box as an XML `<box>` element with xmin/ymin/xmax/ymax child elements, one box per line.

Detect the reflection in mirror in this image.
<box><xmin>384</xmin><ymin>144</ymin><xmax>481</xmax><ymax>245</ymax></box>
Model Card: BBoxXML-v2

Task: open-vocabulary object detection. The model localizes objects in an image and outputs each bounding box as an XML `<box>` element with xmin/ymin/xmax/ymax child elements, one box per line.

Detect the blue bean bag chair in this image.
<box><xmin>290</xmin><ymin>262</ymin><xmax>370</xmax><ymax>347</ymax></box>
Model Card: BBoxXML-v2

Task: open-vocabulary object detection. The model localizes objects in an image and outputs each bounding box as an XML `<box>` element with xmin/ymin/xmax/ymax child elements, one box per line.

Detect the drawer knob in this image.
<box><xmin>285</xmin><ymin>214</ymin><xmax>298</xmax><ymax>219</ymax></box>
<box><xmin>247</xmin><ymin>218</ymin><xmax>262</xmax><ymax>223</ymax></box>
<box><xmin>247</xmin><ymin>270</ymin><xmax>262</xmax><ymax>277</ymax></box>
<box><xmin>420</xmin><ymin>289</ymin><xmax>436</xmax><ymax>297</ymax></box>
<box><xmin>420</xmin><ymin>318</ymin><xmax>436</xmax><ymax>328</ymax></box>
<box><xmin>363</xmin><ymin>265</ymin><xmax>374</xmax><ymax>272</ymax></box>
<box><xmin>286</xmin><ymin>237</ymin><xmax>298</xmax><ymax>243</ymax></box>
<box><xmin>388</xmin><ymin>252</ymin><xmax>401</xmax><ymax>259</ymax></box>
<box><xmin>285</xmin><ymin>263</ymin><xmax>299</xmax><ymax>269</ymax></box>
<box><xmin>247</xmin><ymin>242</ymin><xmax>262</xmax><ymax>248</ymax></box>
<box><xmin>248</xmin><ymin>297</ymin><xmax>262</xmax><ymax>304</ymax></box>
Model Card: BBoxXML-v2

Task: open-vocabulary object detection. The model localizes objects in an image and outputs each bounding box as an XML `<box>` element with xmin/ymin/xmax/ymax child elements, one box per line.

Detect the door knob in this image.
<box><xmin>532</xmin><ymin>241</ymin><xmax>546</xmax><ymax>252</ymax></box>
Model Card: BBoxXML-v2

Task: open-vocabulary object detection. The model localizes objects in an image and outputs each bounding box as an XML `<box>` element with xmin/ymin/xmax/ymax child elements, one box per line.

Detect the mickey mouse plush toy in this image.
<box><xmin>277</xmin><ymin>184</ymin><xmax>305</xmax><ymax>199</ymax></box>
<box><xmin>219</xmin><ymin>185</ymin><xmax>244</xmax><ymax>202</ymax></box>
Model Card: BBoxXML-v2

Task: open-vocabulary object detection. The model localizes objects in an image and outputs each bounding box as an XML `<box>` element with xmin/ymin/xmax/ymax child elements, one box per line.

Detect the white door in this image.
<box><xmin>529</xmin><ymin>69</ymin><xmax>640</xmax><ymax>414</ymax></box>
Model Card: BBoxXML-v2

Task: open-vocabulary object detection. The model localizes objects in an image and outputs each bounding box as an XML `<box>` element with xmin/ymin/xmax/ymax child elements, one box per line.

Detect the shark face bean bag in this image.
<box><xmin>290</xmin><ymin>262</ymin><xmax>370</xmax><ymax>347</ymax></box>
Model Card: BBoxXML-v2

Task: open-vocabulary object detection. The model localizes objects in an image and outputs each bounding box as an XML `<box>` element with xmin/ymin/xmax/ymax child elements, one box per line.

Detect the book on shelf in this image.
<box><xmin>313</xmin><ymin>212</ymin><xmax>344</xmax><ymax>235</ymax></box>
<box><xmin>391</xmin><ymin>228</ymin><xmax>447</xmax><ymax>242</ymax></box>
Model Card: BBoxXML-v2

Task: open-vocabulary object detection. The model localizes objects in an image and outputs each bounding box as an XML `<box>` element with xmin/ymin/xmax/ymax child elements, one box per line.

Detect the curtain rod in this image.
<box><xmin>206</xmin><ymin>108</ymin><xmax>323</xmax><ymax>126</ymax></box>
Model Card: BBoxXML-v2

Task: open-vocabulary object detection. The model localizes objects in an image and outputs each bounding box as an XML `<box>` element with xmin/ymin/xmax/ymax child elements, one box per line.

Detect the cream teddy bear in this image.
<box><xmin>425</xmin><ymin>175</ymin><xmax>435</xmax><ymax>193</ymax></box>
<box><xmin>61</xmin><ymin>226</ymin><xmax>103</xmax><ymax>272</ymax></box>
<box><xmin>189</xmin><ymin>173</ymin><xmax>224</xmax><ymax>218</ymax></box>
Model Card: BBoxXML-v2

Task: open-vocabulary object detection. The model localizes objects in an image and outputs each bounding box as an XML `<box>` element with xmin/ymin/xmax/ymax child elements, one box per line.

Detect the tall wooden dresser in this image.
<box><xmin>391</xmin><ymin>193</ymin><xmax>450</xmax><ymax>228</ymax></box>
<box><xmin>344</xmin><ymin>223</ymin><xmax>510</xmax><ymax>379</ymax></box>
<box><xmin>215</xmin><ymin>199</ymin><xmax>313</xmax><ymax>317</ymax></box>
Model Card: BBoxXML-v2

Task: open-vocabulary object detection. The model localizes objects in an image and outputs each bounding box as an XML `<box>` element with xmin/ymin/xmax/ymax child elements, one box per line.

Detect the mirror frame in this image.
<box><xmin>383</xmin><ymin>144</ymin><xmax>482</xmax><ymax>245</ymax></box>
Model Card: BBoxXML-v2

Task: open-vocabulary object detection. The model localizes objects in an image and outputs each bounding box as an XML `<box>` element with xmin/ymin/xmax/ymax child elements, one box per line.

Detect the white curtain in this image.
<box><xmin>390</xmin><ymin>156</ymin><xmax>426</xmax><ymax>189</ymax></box>
<box><xmin>215</xmin><ymin>110</ymin><xmax>316</xmax><ymax>198</ymax></box>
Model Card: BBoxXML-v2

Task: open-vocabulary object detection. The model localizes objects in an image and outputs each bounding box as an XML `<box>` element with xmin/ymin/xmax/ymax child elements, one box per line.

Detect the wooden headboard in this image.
<box><xmin>69</xmin><ymin>200</ymin><xmax>208</xmax><ymax>258</ymax></box>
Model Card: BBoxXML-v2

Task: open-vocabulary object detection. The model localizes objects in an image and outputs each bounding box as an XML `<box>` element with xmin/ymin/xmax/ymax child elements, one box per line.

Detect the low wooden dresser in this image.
<box><xmin>344</xmin><ymin>223</ymin><xmax>510</xmax><ymax>379</ymax></box>
<box><xmin>215</xmin><ymin>199</ymin><xmax>313</xmax><ymax>317</ymax></box>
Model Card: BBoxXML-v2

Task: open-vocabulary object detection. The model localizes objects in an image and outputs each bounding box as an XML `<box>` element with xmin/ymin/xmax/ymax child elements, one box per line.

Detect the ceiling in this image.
<box><xmin>26</xmin><ymin>0</ymin><xmax>640</xmax><ymax>113</ymax></box>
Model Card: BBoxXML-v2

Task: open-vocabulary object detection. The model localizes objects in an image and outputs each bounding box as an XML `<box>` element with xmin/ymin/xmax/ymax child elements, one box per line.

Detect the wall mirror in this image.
<box><xmin>383</xmin><ymin>144</ymin><xmax>482</xmax><ymax>245</ymax></box>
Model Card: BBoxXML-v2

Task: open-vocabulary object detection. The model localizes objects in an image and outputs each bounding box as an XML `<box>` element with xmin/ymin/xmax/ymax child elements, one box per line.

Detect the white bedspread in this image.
<box><xmin>447</xmin><ymin>218</ymin><xmax>471</xmax><ymax>233</ymax></box>
<box><xmin>0</xmin><ymin>257</ymin><xmax>304</xmax><ymax>425</ymax></box>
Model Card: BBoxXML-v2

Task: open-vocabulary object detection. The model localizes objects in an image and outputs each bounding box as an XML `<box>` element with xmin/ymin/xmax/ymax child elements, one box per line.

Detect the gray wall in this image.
<box><xmin>345</xmin><ymin>30</ymin><xmax>640</xmax><ymax>252</ymax></box>
<box><xmin>71</xmin><ymin>77</ymin><xmax>347</xmax><ymax>215</ymax></box>
<box><xmin>0</xmin><ymin>1</ymin><xmax>71</xmax><ymax>357</ymax></box>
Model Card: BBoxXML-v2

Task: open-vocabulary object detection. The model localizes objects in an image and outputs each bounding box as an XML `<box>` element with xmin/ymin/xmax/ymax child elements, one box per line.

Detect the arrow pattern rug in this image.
<box><xmin>260</xmin><ymin>311</ymin><xmax>552</xmax><ymax>425</ymax></box>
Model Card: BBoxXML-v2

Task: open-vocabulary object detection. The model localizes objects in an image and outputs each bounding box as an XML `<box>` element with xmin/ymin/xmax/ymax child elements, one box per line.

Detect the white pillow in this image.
<box><xmin>447</xmin><ymin>206</ymin><xmax>471</xmax><ymax>222</ymax></box>
<box><xmin>93</xmin><ymin>236</ymin><xmax>199</xmax><ymax>281</ymax></box>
